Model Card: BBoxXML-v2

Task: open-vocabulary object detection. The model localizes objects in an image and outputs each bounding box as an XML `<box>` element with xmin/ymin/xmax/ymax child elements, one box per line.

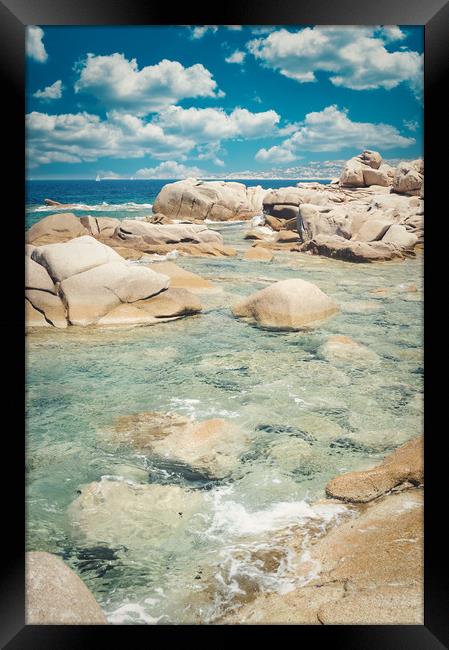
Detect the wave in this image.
<box><xmin>27</xmin><ymin>201</ymin><xmax>153</xmax><ymax>213</ymax></box>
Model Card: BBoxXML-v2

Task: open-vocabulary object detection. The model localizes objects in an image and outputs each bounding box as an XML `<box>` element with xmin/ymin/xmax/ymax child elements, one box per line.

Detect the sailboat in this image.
<box><xmin>95</xmin><ymin>174</ymin><xmax>101</xmax><ymax>182</ymax></box>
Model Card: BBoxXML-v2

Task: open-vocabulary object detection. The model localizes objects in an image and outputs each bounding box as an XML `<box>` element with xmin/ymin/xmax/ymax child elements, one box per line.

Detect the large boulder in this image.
<box><xmin>362</xmin><ymin>165</ymin><xmax>394</xmax><ymax>187</ymax></box>
<box><xmin>114</xmin><ymin>220</ymin><xmax>224</xmax><ymax>250</ymax></box>
<box><xmin>232</xmin><ymin>278</ymin><xmax>339</xmax><ymax>330</ymax></box>
<box><xmin>59</xmin><ymin>262</ymin><xmax>170</xmax><ymax>326</ymax></box>
<box><xmin>31</xmin><ymin>236</ymin><xmax>124</xmax><ymax>283</ymax></box>
<box><xmin>106</xmin><ymin>411</ymin><xmax>250</xmax><ymax>479</ymax></box>
<box><xmin>339</xmin><ymin>151</ymin><xmax>393</xmax><ymax>188</ymax></box>
<box><xmin>69</xmin><ymin>479</ymin><xmax>205</xmax><ymax>548</ymax></box>
<box><xmin>325</xmin><ymin>436</ymin><xmax>423</xmax><ymax>503</ymax></box>
<box><xmin>25</xmin><ymin>299</ymin><xmax>51</xmax><ymax>327</ymax></box>
<box><xmin>25</xmin><ymin>257</ymin><xmax>56</xmax><ymax>294</ymax></box>
<box><xmin>26</xmin><ymin>551</ymin><xmax>107</xmax><ymax>624</ymax></box>
<box><xmin>25</xmin><ymin>289</ymin><xmax>67</xmax><ymax>328</ymax></box>
<box><xmin>153</xmin><ymin>179</ymin><xmax>266</xmax><ymax>221</ymax></box>
<box><xmin>300</xmin><ymin>235</ymin><xmax>406</xmax><ymax>262</ymax></box>
<box><xmin>393</xmin><ymin>161</ymin><xmax>424</xmax><ymax>195</ymax></box>
<box><xmin>26</xmin><ymin>212</ymin><xmax>89</xmax><ymax>245</ymax></box>
<box><xmin>352</xmin><ymin>217</ymin><xmax>395</xmax><ymax>242</ymax></box>
<box><xmin>382</xmin><ymin>224</ymin><xmax>418</xmax><ymax>248</ymax></box>
<box><xmin>134</xmin><ymin>287</ymin><xmax>202</xmax><ymax>318</ymax></box>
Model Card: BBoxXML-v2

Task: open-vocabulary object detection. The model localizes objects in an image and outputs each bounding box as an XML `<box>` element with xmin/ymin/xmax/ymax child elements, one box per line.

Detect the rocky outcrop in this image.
<box><xmin>300</xmin><ymin>235</ymin><xmax>407</xmax><ymax>262</ymax></box>
<box><xmin>325</xmin><ymin>435</ymin><xmax>423</xmax><ymax>503</ymax></box>
<box><xmin>382</xmin><ymin>224</ymin><xmax>418</xmax><ymax>248</ymax></box>
<box><xmin>26</xmin><ymin>551</ymin><xmax>107</xmax><ymax>624</ymax></box>
<box><xmin>26</xmin><ymin>212</ymin><xmax>89</xmax><ymax>245</ymax></box>
<box><xmin>105</xmin><ymin>411</ymin><xmax>251</xmax><ymax>479</ymax></box>
<box><xmin>153</xmin><ymin>179</ymin><xmax>266</xmax><ymax>221</ymax></box>
<box><xmin>113</xmin><ymin>220</ymin><xmax>224</xmax><ymax>248</ymax></box>
<box><xmin>232</xmin><ymin>279</ymin><xmax>339</xmax><ymax>330</ymax></box>
<box><xmin>393</xmin><ymin>161</ymin><xmax>424</xmax><ymax>196</ymax></box>
<box><xmin>26</xmin><ymin>235</ymin><xmax>202</xmax><ymax>329</ymax></box>
<box><xmin>339</xmin><ymin>150</ymin><xmax>394</xmax><ymax>188</ymax></box>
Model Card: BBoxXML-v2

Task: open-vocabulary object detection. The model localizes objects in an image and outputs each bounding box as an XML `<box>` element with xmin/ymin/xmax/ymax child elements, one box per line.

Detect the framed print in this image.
<box><xmin>1</xmin><ymin>0</ymin><xmax>448</xmax><ymax>646</ymax></box>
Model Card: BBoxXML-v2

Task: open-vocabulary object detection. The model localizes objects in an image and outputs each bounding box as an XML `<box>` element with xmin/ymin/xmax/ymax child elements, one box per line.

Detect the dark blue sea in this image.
<box><xmin>25</xmin><ymin>179</ymin><xmax>331</xmax><ymax>229</ymax></box>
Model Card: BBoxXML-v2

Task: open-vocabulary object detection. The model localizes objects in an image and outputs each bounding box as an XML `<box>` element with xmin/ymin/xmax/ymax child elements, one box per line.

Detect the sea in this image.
<box><xmin>25</xmin><ymin>177</ymin><xmax>423</xmax><ymax>624</ymax></box>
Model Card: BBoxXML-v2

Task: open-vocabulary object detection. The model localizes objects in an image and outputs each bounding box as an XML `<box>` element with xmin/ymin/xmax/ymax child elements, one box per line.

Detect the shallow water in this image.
<box><xmin>26</xmin><ymin>219</ymin><xmax>423</xmax><ymax>624</ymax></box>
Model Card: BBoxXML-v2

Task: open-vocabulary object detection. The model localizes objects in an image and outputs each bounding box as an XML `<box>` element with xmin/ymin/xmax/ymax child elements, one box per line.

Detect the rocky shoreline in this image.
<box><xmin>25</xmin><ymin>150</ymin><xmax>424</xmax><ymax>624</ymax></box>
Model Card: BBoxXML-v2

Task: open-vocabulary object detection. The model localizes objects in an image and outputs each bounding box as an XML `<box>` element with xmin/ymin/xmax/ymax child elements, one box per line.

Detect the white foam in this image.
<box><xmin>107</xmin><ymin>602</ymin><xmax>164</xmax><ymax>625</ymax></box>
<box><xmin>28</xmin><ymin>201</ymin><xmax>153</xmax><ymax>213</ymax></box>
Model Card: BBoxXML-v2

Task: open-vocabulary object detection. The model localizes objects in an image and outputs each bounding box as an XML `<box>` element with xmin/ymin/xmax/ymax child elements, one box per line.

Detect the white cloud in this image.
<box><xmin>26</xmin><ymin>110</ymin><xmax>194</xmax><ymax>167</ymax></box>
<box><xmin>154</xmin><ymin>105</ymin><xmax>280</xmax><ymax>142</ymax></box>
<box><xmin>135</xmin><ymin>161</ymin><xmax>205</xmax><ymax>179</ymax></box>
<box><xmin>26</xmin><ymin>26</ymin><xmax>48</xmax><ymax>63</ymax></box>
<box><xmin>33</xmin><ymin>80</ymin><xmax>63</xmax><ymax>100</ymax></box>
<box><xmin>74</xmin><ymin>53</ymin><xmax>222</xmax><ymax>114</ymax></box>
<box><xmin>225</xmin><ymin>50</ymin><xmax>246</xmax><ymax>64</ymax></box>
<box><xmin>248</xmin><ymin>26</ymin><xmax>423</xmax><ymax>98</ymax></box>
<box><xmin>403</xmin><ymin>119</ymin><xmax>420</xmax><ymax>132</ymax></box>
<box><xmin>255</xmin><ymin>105</ymin><xmax>415</xmax><ymax>163</ymax></box>
<box><xmin>191</xmin><ymin>25</ymin><xmax>218</xmax><ymax>39</ymax></box>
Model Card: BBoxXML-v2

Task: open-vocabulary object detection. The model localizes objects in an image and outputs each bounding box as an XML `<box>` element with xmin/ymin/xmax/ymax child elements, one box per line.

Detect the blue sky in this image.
<box><xmin>26</xmin><ymin>25</ymin><xmax>423</xmax><ymax>179</ymax></box>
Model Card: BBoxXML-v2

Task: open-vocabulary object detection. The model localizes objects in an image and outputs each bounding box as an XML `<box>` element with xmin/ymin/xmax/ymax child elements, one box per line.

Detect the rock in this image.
<box><xmin>339</xmin><ymin>158</ymin><xmax>365</xmax><ymax>187</ymax></box>
<box><xmin>114</xmin><ymin>220</ymin><xmax>224</xmax><ymax>250</ymax></box>
<box><xmin>264</xmin><ymin>215</ymin><xmax>284</xmax><ymax>231</ymax></box>
<box><xmin>300</xmin><ymin>235</ymin><xmax>405</xmax><ymax>262</ymax></box>
<box><xmin>69</xmin><ymin>479</ymin><xmax>205</xmax><ymax>547</ymax></box>
<box><xmin>153</xmin><ymin>179</ymin><xmax>266</xmax><ymax>221</ymax></box>
<box><xmin>26</xmin><ymin>551</ymin><xmax>107</xmax><ymax>624</ymax></box>
<box><xmin>135</xmin><ymin>287</ymin><xmax>202</xmax><ymax>318</ymax></box>
<box><xmin>356</xmin><ymin>150</ymin><xmax>382</xmax><ymax>169</ymax></box>
<box><xmin>25</xmin><ymin>290</ymin><xmax>67</xmax><ymax>328</ymax></box>
<box><xmin>232</xmin><ymin>279</ymin><xmax>339</xmax><ymax>330</ymax></box>
<box><xmin>352</xmin><ymin>217</ymin><xmax>395</xmax><ymax>242</ymax></box>
<box><xmin>25</xmin><ymin>299</ymin><xmax>51</xmax><ymax>327</ymax></box>
<box><xmin>59</xmin><ymin>262</ymin><xmax>170</xmax><ymax>326</ymax></box>
<box><xmin>243</xmin><ymin>247</ymin><xmax>274</xmax><ymax>262</ymax></box>
<box><xmin>393</xmin><ymin>161</ymin><xmax>423</xmax><ymax>195</ymax></box>
<box><xmin>96</xmin><ymin>304</ymin><xmax>158</xmax><ymax>327</ymax></box>
<box><xmin>26</xmin><ymin>213</ymin><xmax>89</xmax><ymax>245</ymax></box>
<box><xmin>276</xmin><ymin>230</ymin><xmax>299</xmax><ymax>243</ymax></box>
<box><xmin>147</xmin><ymin>261</ymin><xmax>216</xmax><ymax>292</ymax></box>
<box><xmin>244</xmin><ymin>227</ymin><xmax>275</xmax><ymax>241</ymax></box>
<box><xmin>270</xmin><ymin>205</ymin><xmax>299</xmax><ymax>220</ymax></box>
<box><xmin>362</xmin><ymin>165</ymin><xmax>393</xmax><ymax>187</ymax></box>
<box><xmin>31</xmin><ymin>236</ymin><xmax>124</xmax><ymax>283</ymax></box>
<box><xmin>319</xmin><ymin>335</ymin><xmax>379</xmax><ymax>365</ymax></box>
<box><xmin>382</xmin><ymin>224</ymin><xmax>418</xmax><ymax>248</ymax></box>
<box><xmin>96</xmin><ymin>217</ymin><xmax>119</xmax><ymax>238</ymax></box>
<box><xmin>25</xmin><ymin>244</ymin><xmax>36</xmax><ymax>257</ymax></box>
<box><xmin>79</xmin><ymin>215</ymin><xmax>100</xmax><ymax>236</ymax></box>
<box><xmin>44</xmin><ymin>198</ymin><xmax>64</xmax><ymax>206</ymax></box>
<box><xmin>106</xmin><ymin>412</ymin><xmax>250</xmax><ymax>478</ymax></box>
<box><xmin>325</xmin><ymin>436</ymin><xmax>423</xmax><ymax>503</ymax></box>
<box><xmin>298</xmin><ymin>204</ymin><xmax>336</xmax><ymax>241</ymax></box>
<box><xmin>25</xmin><ymin>257</ymin><xmax>56</xmax><ymax>294</ymax></box>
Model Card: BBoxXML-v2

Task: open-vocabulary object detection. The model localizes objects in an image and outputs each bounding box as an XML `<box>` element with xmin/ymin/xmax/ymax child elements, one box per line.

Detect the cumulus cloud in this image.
<box><xmin>33</xmin><ymin>80</ymin><xmax>63</xmax><ymax>100</ymax></box>
<box><xmin>154</xmin><ymin>105</ymin><xmax>280</xmax><ymax>142</ymax></box>
<box><xmin>225</xmin><ymin>50</ymin><xmax>246</xmax><ymax>64</ymax></box>
<box><xmin>248</xmin><ymin>26</ymin><xmax>423</xmax><ymax>98</ymax></box>
<box><xmin>26</xmin><ymin>26</ymin><xmax>48</xmax><ymax>63</ymax></box>
<box><xmin>189</xmin><ymin>25</ymin><xmax>242</xmax><ymax>38</ymax></box>
<box><xmin>74</xmin><ymin>53</ymin><xmax>223</xmax><ymax>114</ymax></box>
<box><xmin>135</xmin><ymin>161</ymin><xmax>205</xmax><ymax>178</ymax></box>
<box><xmin>255</xmin><ymin>105</ymin><xmax>415</xmax><ymax>163</ymax></box>
<box><xmin>26</xmin><ymin>110</ymin><xmax>194</xmax><ymax>167</ymax></box>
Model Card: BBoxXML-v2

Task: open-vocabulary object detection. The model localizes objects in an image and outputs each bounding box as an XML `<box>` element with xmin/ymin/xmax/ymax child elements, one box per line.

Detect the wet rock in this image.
<box><xmin>147</xmin><ymin>261</ymin><xmax>216</xmax><ymax>292</ymax></box>
<box><xmin>243</xmin><ymin>247</ymin><xmax>274</xmax><ymax>262</ymax></box>
<box><xmin>106</xmin><ymin>411</ymin><xmax>250</xmax><ymax>478</ymax></box>
<box><xmin>26</xmin><ymin>551</ymin><xmax>107</xmax><ymax>624</ymax></box>
<box><xmin>69</xmin><ymin>479</ymin><xmax>206</xmax><ymax>547</ymax></box>
<box><xmin>135</xmin><ymin>287</ymin><xmax>202</xmax><ymax>318</ymax></box>
<box><xmin>325</xmin><ymin>435</ymin><xmax>423</xmax><ymax>503</ymax></box>
<box><xmin>318</xmin><ymin>335</ymin><xmax>379</xmax><ymax>366</ymax></box>
<box><xmin>232</xmin><ymin>278</ymin><xmax>339</xmax><ymax>330</ymax></box>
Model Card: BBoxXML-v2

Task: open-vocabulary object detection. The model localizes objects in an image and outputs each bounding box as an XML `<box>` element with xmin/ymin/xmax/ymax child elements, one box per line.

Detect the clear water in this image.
<box><xmin>25</xmin><ymin>190</ymin><xmax>423</xmax><ymax>624</ymax></box>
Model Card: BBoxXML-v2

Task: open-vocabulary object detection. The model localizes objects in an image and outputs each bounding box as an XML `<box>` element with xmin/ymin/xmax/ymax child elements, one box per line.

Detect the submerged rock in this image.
<box><xmin>232</xmin><ymin>279</ymin><xmax>339</xmax><ymax>330</ymax></box>
<box><xmin>318</xmin><ymin>335</ymin><xmax>380</xmax><ymax>366</ymax></box>
<box><xmin>243</xmin><ymin>247</ymin><xmax>274</xmax><ymax>262</ymax></box>
<box><xmin>147</xmin><ymin>261</ymin><xmax>216</xmax><ymax>292</ymax></box>
<box><xmin>325</xmin><ymin>435</ymin><xmax>423</xmax><ymax>503</ymax></box>
<box><xmin>106</xmin><ymin>411</ymin><xmax>250</xmax><ymax>479</ymax></box>
<box><xmin>69</xmin><ymin>479</ymin><xmax>206</xmax><ymax>547</ymax></box>
<box><xmin>26</xmin><ymin>551</ymin><xmax>107</xmax><ymax>624</ymax></box>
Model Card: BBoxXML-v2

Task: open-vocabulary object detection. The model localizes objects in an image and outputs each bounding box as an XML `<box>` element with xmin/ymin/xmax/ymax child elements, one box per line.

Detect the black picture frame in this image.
<box><xmin>2</xmin><ymin>0</ymin><xmax>447</xmax><ymax>646</ymax></box>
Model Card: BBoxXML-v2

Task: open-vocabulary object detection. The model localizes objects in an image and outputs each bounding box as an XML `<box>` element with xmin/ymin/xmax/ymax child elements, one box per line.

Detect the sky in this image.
<box><xmin>26</xmin><ymin>25</ymin><xmax>424</xmax><ymax>179</ymax></box>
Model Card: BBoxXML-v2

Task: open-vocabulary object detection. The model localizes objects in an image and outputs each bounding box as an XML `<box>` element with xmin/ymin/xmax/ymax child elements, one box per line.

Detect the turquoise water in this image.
<box><xmin>26</xmin><ymin>215</ymin><xmax>423</xmax><ymax>623</ymax></box>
